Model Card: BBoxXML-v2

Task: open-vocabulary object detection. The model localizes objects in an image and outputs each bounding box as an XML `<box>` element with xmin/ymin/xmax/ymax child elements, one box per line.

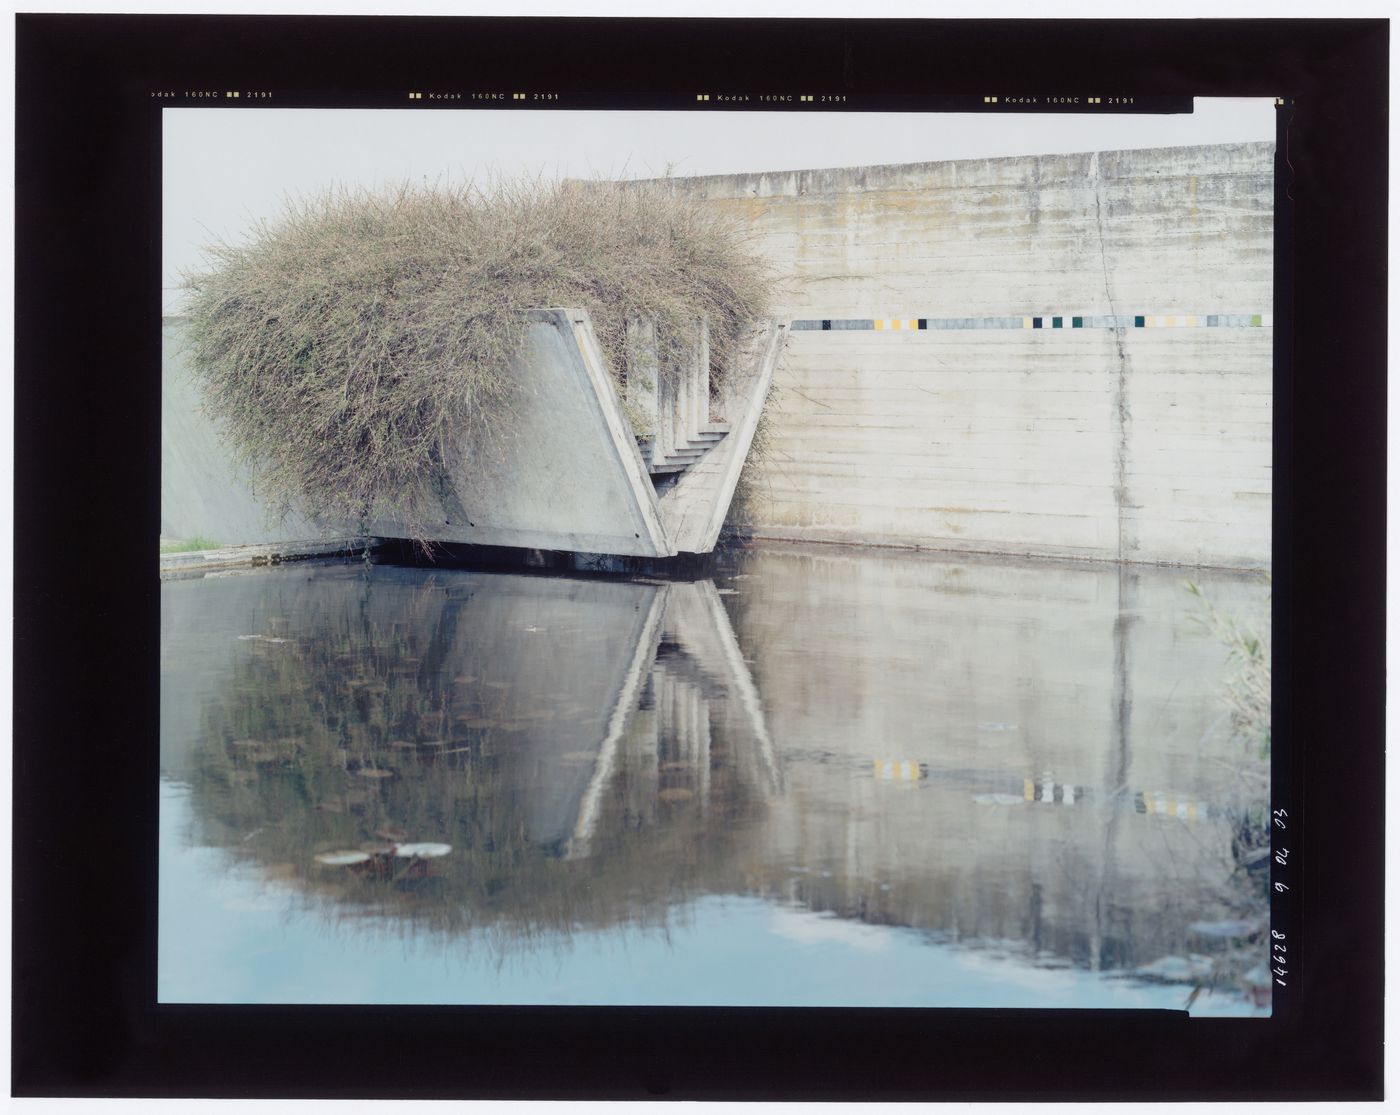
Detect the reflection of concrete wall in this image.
<box><xmin>725</xmin><ymin>543</ymin><xmax>1270</xmax><ymax>968</ymax></box>
<box><xmin>162</xmin><ymin>565</ymin><xmax>664</xmax><ymax>851</ymax></box>
<box><xmin>676</xmin><ymin>144</ymin><xmax>1274</xmax><ymax>568</ymax></box>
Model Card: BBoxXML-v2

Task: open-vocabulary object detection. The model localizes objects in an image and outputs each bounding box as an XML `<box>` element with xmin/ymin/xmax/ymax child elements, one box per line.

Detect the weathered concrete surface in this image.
<box><xmin>162</xmin><ymin>320</ymin><xmax>328</xmax><ymax>545</ymax></box>
<box><xmin>671</xmin><ymin>143</ymin><xmax>1275</xmax><ymax>569</ymax></box>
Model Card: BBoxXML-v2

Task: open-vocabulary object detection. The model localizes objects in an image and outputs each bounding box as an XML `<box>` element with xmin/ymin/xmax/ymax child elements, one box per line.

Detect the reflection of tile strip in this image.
<box><xmin>790</xmin><ymin>313</ymin><xmax>1271</xmax><ymax>332</ymax></box>
<box><xmin>875</xmin><ymin>760</ymin><xmax>927</xmax><ymax>783</ymax></box>
<box><xmin>1137</xmin><ymin>790</ymin><xmax>1209</xmax><ymax>821</ymax></box>
<box><xmin>1005</xmin><ymin>776</ymin><xmax>1211</xmax><ymax>821</ymax></box>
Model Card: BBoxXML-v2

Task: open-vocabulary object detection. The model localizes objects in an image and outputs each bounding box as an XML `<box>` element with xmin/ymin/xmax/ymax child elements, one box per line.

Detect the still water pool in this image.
<box><xmin>159</xmin><ymin>542</ymin><xmax>1271</xmax><ymax>1013</ymax></box>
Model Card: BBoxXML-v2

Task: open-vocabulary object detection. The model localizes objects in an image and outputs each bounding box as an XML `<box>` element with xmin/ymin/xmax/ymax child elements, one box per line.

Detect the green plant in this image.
<box><xmin>160</xmin><ymin>535</ymin><xmax>221</xmax><ymax>553</ymax></box>
<box><xmin>181</xmin><ymin>176</ymin><xmax>773</xmax><ymax>546</ymax></box>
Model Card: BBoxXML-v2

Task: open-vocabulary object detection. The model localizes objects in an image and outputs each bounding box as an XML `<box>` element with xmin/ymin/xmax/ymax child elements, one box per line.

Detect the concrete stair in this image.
<box><xmin>638</xmin><ymin>423</ymin><xmax>730</xmax><ymax>475</ymax></box>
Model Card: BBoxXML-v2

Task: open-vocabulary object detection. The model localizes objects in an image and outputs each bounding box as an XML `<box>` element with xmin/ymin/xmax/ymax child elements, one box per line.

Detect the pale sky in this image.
<box><xmin>163</xmin><ymin>98</ymin><xmax>1276</xmax><ymax>311</ymax></box>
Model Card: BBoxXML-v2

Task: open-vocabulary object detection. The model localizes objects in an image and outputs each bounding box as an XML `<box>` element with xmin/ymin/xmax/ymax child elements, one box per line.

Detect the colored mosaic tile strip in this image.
<box><xmin>789</xmin><ymin>313</ymin><xmax>1272</xmax><ymax>331</ymax></box>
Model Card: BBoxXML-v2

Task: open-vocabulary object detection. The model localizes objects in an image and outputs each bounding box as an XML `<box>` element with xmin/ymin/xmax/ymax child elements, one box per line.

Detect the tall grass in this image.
<box><xmin>182</xmin><ymin>177</ymin><xmax>773</xmax><ymax>544</ymax></box>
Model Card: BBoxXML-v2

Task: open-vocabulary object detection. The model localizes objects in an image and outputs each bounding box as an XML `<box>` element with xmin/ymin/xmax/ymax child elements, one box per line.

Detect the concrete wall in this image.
<box><xmin>678</xmin><ymin>143</ymin><xmax>1274</xmax><ymax>568</ymax></box>
<box><xmin>162</xmin><ymin>319</ymin><xmax>327</xmax><ymax>544</ymax></box>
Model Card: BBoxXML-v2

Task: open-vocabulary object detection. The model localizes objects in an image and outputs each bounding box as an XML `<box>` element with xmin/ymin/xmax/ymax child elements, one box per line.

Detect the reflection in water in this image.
<box><xmin>160</xmin><ymin>546</ymin><xmax>1271</xmax><ymax>1012</ymax></box>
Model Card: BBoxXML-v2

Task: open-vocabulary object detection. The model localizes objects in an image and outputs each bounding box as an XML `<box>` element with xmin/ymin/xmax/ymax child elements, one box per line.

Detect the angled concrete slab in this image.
<box><xmin>366</xmin><ymin>308</ymin><xmax>673</xmax><ymax>558</ymax></box>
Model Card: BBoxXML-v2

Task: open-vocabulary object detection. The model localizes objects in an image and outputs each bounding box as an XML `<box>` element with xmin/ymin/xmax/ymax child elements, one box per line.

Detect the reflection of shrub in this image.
<box><xmin>189</xmin><ymin>590</ymin><xmax>760</xmax><ymax>951</ymax></box>
<box><xmin>1181</xmin><ymin>579</ymin><xmax>1272</xmax><ymax>1011</ymax></box>
<box><xmin>182</xmin><ymin>177</ymin><xmax>773</xmax><ymax>543</ymax></box>
<box><xmin>1186</xmin><ymin>579</ymin><xmax>1271</xmax><ymax>757</ymax></box>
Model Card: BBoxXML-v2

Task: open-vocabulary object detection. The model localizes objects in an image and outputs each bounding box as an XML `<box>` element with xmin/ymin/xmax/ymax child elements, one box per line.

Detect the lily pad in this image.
<box><xmin>394</xmin><ymin>842</ymin><xmax>452</xmax><ymax>859</ymax></box>
<box><xmin>314</xmin><ymin>850</ymin><xmax>372</xmax><ymax>866</ymax></box>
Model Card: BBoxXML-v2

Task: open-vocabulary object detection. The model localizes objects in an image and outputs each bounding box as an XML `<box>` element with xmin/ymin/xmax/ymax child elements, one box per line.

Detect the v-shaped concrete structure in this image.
<box><xmin>366</xmin><ymin>308</ymin><xmax>786</xmax><ymax>559</ymax></box>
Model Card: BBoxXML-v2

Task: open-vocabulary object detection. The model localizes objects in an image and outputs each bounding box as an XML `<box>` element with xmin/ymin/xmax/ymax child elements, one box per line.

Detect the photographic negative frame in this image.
<box><xmin>13</xmin><ymin>11</ymin><xmax>1386</xmax><ymax>1101</ymax></box>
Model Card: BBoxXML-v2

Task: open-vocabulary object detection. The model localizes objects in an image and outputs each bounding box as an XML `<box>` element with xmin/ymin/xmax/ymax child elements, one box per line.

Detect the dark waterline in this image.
<box><xmin>159</xmin><ymin>542</ymin><xmax>1271</xmax><ymax>1012</ymax></box>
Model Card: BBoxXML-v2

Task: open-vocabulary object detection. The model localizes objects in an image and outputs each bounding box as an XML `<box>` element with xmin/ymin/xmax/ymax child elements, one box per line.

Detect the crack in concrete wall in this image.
<box><xmin>1090</xmin><ymin>151</ymin><xmax>1135</xmax><ymax>566</ymax></box>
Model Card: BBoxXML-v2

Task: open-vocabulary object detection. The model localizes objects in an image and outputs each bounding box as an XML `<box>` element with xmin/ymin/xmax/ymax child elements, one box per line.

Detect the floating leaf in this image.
<box><xmin>314</xmin><ymin>850</ymin><xmax>371</xmax><ymax>866</ymax></box>
<box><xmin>394</xmin><ymin>842</ymin><xmax>452</xmax><ymax>859</ymax></box>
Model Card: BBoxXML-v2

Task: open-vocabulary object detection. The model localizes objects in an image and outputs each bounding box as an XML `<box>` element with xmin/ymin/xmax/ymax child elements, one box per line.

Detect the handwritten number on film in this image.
<box><xmin>1272</xmin><ymin>809</ymin><xmax>1289</xmax><ymax>987</ymax></box>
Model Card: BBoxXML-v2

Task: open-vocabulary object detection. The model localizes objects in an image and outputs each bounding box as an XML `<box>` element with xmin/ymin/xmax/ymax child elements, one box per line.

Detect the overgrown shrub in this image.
<box><xmin>182</xmin><ymin>177</ymin><xmax>773</xmax><ymax>543</ymax></box>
